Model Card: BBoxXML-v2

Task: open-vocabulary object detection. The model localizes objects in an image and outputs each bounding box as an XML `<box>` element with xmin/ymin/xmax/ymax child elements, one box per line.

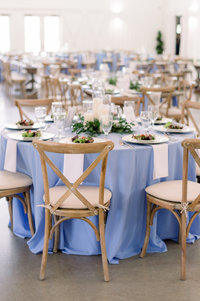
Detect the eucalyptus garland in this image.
<box><xmin>72</xmin><ymin>116</ymin><xmax>134</xmax><ymax>136</ymax></box>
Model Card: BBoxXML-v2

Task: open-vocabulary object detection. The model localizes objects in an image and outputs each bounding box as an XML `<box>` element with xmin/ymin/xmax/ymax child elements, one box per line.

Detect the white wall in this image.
<box><xmin>163</xmin><ymin>0</ymin><xmax>200</xmax><ymax>59</ymax></box>
<box><xmin>0</xmin><ymin>0</ymin><xmax>165</xmax><ymax>54</ymax></box>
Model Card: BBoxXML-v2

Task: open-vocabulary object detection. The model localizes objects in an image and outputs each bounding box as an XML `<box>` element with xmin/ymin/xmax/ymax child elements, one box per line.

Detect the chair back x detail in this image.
<box><xmin>32</xmin><ymin>139</ymin><xmax>114</xmax><ymax>282</ymax></box>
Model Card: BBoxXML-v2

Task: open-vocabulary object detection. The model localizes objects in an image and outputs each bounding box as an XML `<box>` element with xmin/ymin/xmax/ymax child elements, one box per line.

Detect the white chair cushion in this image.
<box><xmin>159</xmin><ymin>107</ymin><xmax>181</xmax><ymax>116</ymax></box>
<box><xmin>0</xmin><ymin>170</ymin><xmax>32</xmax><ymax>190</ymax></box>
<box><xmin>145</xmin><ymin>180</ymin><xmax>200</xmax><ymax>203</ymax></box>
<box><xmin>48</xmin><ymin>185</ymin><xmax>112</xmax><ymax>209</ymax></box>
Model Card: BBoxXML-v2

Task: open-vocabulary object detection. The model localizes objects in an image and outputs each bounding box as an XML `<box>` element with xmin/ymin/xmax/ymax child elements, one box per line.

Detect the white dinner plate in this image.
<box><xmin>136</xmin><ymin>117</ymin><xmax>172</xmax><ymax>125</ymax></box>
<box><xmin>104</xmin><ymin>89</ymin><xmax>120</xmax><ymax>95</ymax></box>
<box><xmin>122</xmin><ymin>134</ymin><xmax>169</xmax><ymax>144</ymax></box>
<box><xmin>153</xmin><ymin>125</ymin><xmax>194</xmax><ymax>133</ymax></box>
<box><xmin>154</xmin><ymin>118</ymin><xmax>172</xmax><ymax>125</ymax></box>
<box><xmin>7</xmin><ymin>131</ymin><xmax>55</xmax><ymax>141</ymax></box>
<box><xmin>59</xmin><ymin>137</ymin><xmax>106</xmax><ymax>144</ymax></box>
<box><xmin>45</xmin><ymin>115</ymin><xmax>54</xmax><ymax>123</ymax></box>
<box><xmin>5</xmin><ymin>122</ymin><xmax>43</xmax><ymax>130</ymax></box>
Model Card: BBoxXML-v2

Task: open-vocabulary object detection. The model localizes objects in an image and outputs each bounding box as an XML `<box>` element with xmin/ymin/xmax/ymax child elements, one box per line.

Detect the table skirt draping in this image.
<box><xmin>0</xmin><ymin>132</ymin><xmax>199</xmax><ymax>264</ymax></box>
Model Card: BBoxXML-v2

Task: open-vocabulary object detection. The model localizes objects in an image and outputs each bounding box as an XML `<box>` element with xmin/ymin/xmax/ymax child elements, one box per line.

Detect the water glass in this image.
<box><xmin>140</xmin><ymin>111</ymin><xmax>151</xmax><ymax>133</ymax></box>
<box><xmin>35</xmin><ymin>107</ymin><xmax>46</xmax><ymax>125</ymax></box>
<box><xmin>124</xmin><ymin>101</ymin><xmax>136</xmax><ymax>123</ymax></box>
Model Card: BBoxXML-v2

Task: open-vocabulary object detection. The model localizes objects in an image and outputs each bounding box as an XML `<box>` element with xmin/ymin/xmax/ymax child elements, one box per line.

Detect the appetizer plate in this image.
<box><xmin>122</xmin><ymin>134</ymin><xmax>169</xmax><ymax>144</ymax></box>
<box><xmin>153</xmin><ymin>125</ymin><xmax>194</xmax><ymax>133</ymax></box>
<box><xmin>59</xmin><ymin>137</ymin><xmax>106</xmax><ymax>144</ymax></box>
<box><xmin>45</xmin><ymin>115</ymin><xmax>54</xmax><ymax>123</ymax></box>
<box><xmin>7</xmin><ymin>132</ymin><xmax>55</xmax><ymax>141</ymax></box>
<box><xmin>105</xmin><ymin>89</ymin><xmax>120</xmax><ymax>95</ymax></box>
<box><xmin>136</xmin><ymin>117</ymin><xmax>172</xmax><ymax>125</ymax></box>
<box><xmin>154</xmin><ymin>118</ymin><xmax>172</xmax><ymax>125</ymax></box>
<box><xmin>5</xmin><ymin>122</ymin><xmax>43</xmax><ymax>130</ymax></box>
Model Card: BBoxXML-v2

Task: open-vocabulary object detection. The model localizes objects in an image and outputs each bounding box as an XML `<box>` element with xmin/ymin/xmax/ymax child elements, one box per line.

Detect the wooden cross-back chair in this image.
<box><xmin>111</xmin><ymin>95</ymin><xmax>144</xmax><ymax>116</ymax></box>
<box><xmin>15</xmin><ymin>98</ymin><xmax>54</xmax><ymax>121</ymax></box>
<box><xmin>32</xmin><ymin>139</ymin><xmax>114</xmax><ymax>281</ymax></box>
<box><xmin>49</xmin><ymin>76</ymin><xmax>63</xmax><ymax>101</ymax></box>
<box><xmin>181</xmin><ymin>100</ymin><xmax>200</xmax><ymax>137</ymax></box>
<box><xmin>69</xmin><ymin>84</ymin><xmax>84</xmax><ymax>107</ymax></box>
<box><xmin>140</xmin><ymin>85</ymin><xmax>185</xmax><ymax>120</ymax></box>
<box><xmin>68</xmin><ymin>68</ymin><xmax>81</xmax><ymax>78</ymax></box>
<box><xmin>140</xmin><ymin>138</ymin><xmax>200</xmax><ymax>280</ymax></box>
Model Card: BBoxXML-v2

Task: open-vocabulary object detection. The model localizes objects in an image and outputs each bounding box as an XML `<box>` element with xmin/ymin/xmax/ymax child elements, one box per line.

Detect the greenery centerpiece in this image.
<box><xmin>108</xmin><ymin>77</ymin><xmax>117</xmax><ymax>86</ymax></box>
<box><xmin>72</xmin><ymin>115</ymin><xmax>134</xmax><ymax>136</ymax></box>
<box><xmin>129</xmin><ymin>80</ymin><xmax>141</xmax><ymax>92</ymax></box>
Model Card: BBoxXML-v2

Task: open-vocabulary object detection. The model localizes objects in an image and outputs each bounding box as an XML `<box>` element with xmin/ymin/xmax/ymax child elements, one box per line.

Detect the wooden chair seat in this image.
<box><xmin>11</xmin><ymin>73</ymin><xmax>26</xmax><ymax>83</ymax></box>
<box><xmin>0</xmin><ymin>170</ymin><xmax>34</xmax><ymax>236</ymax></box>
<box><xmin>159</xmin><ymin>106</ymin><xmax>182</xmax><ymax>116</ymax></box>
<box><xmin>146</xmin><ymin>180</ymin><xmax>200</xmax><ymax>203</ymax></box>
<box><xmin>48</xmin><ymin>185</ymin><xmax>112</xmax><ymax>209</ymax></box>
<box><xmin>0</xmin><ymin>170</ymin><xmax>32</xmax><ymax>190</ymax></box>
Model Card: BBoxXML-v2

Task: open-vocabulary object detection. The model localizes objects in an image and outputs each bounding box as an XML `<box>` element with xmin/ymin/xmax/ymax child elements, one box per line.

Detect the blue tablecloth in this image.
<box><xmin>0</xmin><ymin>130</ymin><xmax>199</xmax><ymax>264</ymax></box>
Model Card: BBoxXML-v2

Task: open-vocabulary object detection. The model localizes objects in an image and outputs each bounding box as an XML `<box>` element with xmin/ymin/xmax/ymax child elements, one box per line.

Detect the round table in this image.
<box><xmin>0</xmin><ymin>129</ymin><xmax>199</xmax><ymax>264</ymax></box>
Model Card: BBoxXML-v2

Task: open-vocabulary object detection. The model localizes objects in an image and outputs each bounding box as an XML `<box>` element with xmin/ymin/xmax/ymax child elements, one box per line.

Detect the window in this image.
<box><xmin>0</xmin><ymin>15</ymin><xmax>10</xmax><ymax>53</ymax></box>
<box><xmin>24</xmin><ymin>16</ymin><xmax>41</xmax><ymax>53</ymax></box>
<box><xmin>44</xmin><ymin>16</ymin><xmax>60</xmax><ymax>52</ymax></box>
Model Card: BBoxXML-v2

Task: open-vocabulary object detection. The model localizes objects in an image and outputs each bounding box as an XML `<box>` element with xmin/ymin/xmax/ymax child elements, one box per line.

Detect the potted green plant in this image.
<box><xmin>156</xmin><ymin>31</ymin><xmax>164</xmax><ymax>55</ymax></box>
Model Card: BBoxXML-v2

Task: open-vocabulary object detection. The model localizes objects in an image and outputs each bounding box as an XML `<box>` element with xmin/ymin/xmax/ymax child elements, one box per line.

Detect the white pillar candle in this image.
<box><xmin>84</xmin><ymin>112</ymin><xmax>94</xmax><ymax>123</ymax></box>
<box><xmin>93</xmin><ymin>97</ymin><xmax>103</xmax><ymax>119</ymax></box>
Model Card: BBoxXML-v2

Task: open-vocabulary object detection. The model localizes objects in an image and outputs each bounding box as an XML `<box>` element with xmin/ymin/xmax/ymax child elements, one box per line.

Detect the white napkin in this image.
<box><xmin>63</xmin><ymin>154</ymin><xmax>84</xmax><ymax>183</ymax></box>
<box><xmin>152</xmin><ymin>144</ymin><xmax>168</xmax><ymax>180</ymax></box>
<box><xmin>123</xmin><ymin>106</ymin><xmax>136</xmax><ymax>123</ymax></box>
<box><xmin>4</xmin><ymin>139</ymin><xmax>18</xmax><ymax>172</ymax></box>
<box><xmin>65</xmin><ymin>107</ymin><xmax>76</xmax><ymax>128</ymax></box>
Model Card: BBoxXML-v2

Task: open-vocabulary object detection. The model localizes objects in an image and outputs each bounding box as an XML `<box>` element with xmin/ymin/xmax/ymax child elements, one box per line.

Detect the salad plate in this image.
<box><xmin>153</xmin><ymin>125</ymin><xmax>194</xmax><ymax>133</ymax></box>
<box><xmin>59</xmin><ymin>136</ymin><xmax>106</xmax><ymax>144</ymax></box>
<box><xmin>154</xmin><ymin>117</ymin><xmax>172</xmax><ymax>125</ymax></box>
<box><xmin>122</xmin><ymin>134</ymin><xmax>169</xmax><ymax>144</ymax></box>
<box><xmin>104</xmin><ymin>89</ymin><xmax>120</xmax><ymax>95</ymax></box>
<box><xmin>5</xmin><ymin>122</ymin><xmax>43</xmax><ymax>130</ymax></box>
<box><xmin>7</xmin><ymin>131</ymin><xmax>55</xmax><ymax>141</ymax></box>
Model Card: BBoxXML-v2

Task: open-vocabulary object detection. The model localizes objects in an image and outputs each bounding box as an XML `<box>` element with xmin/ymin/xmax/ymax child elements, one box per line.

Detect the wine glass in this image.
<box><xmin>124</xmin><ymin>101</ymin><xmax>136</xmax><ymax>123</ymax></box>
<box><xmin>148</xmin><ymin>105</ymin><xmax>159</xmax><ymax>128</ymax></box>
<box><xmin>35</xmin><ymin>107</ymin><xmax>46</xmax><ymax>126</ymax></box>
<box><xmin>100</xmin><ymin>113</ymin><xmax>112</xmax><ymax>137</ymax></box>
<box><xmin>140</xmin><ymin>111</ymin><xmax>151</xmax><ymax>133</ymax></box>
<box><xmin>51</xmin><ymin>102</ymin><xmax>65</xmax><ymax>140</ymax></box>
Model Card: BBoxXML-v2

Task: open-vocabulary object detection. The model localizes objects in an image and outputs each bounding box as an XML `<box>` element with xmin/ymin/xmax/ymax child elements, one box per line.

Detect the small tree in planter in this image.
<box><xmin>156</xmin><ymin>31</ymin><xmax>164</xmax><ymax>55</ymax></box>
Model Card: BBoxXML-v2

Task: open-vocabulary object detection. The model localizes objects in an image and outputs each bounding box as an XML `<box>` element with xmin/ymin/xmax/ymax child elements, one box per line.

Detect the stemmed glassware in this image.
<box><xmin>100</xmin><ymin>112</ymin><xmax>113</xmax><ymax>137</ymax></box>
<box><xmin>148</xmin><ymin>105</ymin><xmax>159</xmax><ymax>128</ymax></box>
<box><xmin>51</xmin><ymin>102</ymin><xmax>65</xmax><ymax>140</ymax></box>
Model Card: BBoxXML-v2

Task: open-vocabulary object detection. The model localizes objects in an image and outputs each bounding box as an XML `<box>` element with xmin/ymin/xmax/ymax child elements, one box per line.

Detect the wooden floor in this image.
<box><xmin>1</xmin><ymin>84</ymin><xmax>200</xmax><ymax>301</ymax></box>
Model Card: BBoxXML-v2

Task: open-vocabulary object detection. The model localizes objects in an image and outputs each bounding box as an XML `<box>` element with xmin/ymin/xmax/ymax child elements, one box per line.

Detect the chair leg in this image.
<box><xmin>40</xmin><ymin>209</ymin><xmax>51</xmax><ymax>280</ymax></box>
<box><xmin>180</xmin><ymin>213</ymin><xmax>187</xmax><ymax>280</ymax></box>
<box><xmin>99</xmin><ymin>209</ymin><xmax>109</xmax><ymax>282</ymax></box>
<box><xmin>25</xmin><ymin>191</ymin><xmax>35</xmax><ymax>236</ymax></box>
<box><xmin>140</xmin><ymin>200</ymin><xmax>152</xmax><ymax>258</ymax></box>
<box><xmin>53</xmin><ymin>215</ymin><xmax>60</xmax><ymax>253</ymax></box>
<box><xmin>6</xmin><ymin>197</ymin><xmax>13</xmax><ymax>231</ymax></box>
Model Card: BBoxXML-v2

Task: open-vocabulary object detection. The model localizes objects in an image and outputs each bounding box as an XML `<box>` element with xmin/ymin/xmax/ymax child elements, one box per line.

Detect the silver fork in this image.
<box><xmin>164</xmin><ymin>133</ymin><xmax>178</xmax><ymax>142</ymax></box>
<box><xmin>120</xmin><ymin>140</ymin><xmax>135</xmax><ymax>149</ymax></box>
